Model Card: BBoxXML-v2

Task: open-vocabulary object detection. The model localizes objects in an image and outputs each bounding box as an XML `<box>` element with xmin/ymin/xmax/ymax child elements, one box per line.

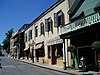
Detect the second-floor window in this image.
<box><xmin>29</xmin><ymin>30</ymin><xmax>32</xmax><ymax>40</ymax></box>
<box><xmin>45</xmin><ymin>17</ymin><xmax>53</xmax><ymax>33</ymax></box>
<box><xmin>35</xmin><ymin>26</ymin><xmax>38</xmax><ymax>37</ymax></box>
<box><xmin>54</xmin><ymin>10</ymin><xmax>64</xmax><ymax>27</ymax></box>
<box><xmin>40</xmin><ymin>22</ymin><xmax>44</xmax><ymax>35</ymax></box>
<box><xmin>25</xmin><ymin>33</ymin><xmax>27</xmax><ymax>42</ymax></box>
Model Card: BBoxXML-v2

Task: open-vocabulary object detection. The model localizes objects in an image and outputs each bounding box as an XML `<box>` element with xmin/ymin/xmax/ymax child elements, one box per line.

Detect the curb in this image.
<box><xmin>18</xmin><ymin>60</ymin><xmax>80</xmax><ymax>75</ymax></box>
<box><xmin>97</xmin><ymin>72</ymin><xmax>100</xmax><ymax>74</ymax></box>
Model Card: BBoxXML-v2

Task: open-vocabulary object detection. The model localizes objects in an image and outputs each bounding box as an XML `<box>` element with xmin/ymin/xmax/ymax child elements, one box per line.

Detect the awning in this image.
<box><xmin>68</xmin><ymin>0</ymin><xmax>84</xmax><ymax>18</ymax></box>
<box><xmin>34</xmin><ymin>44</ymin><xmax>43</xmax><ymax>50</ymax></box>
<box><xmin>24</xmin><ymin>47</ymin><xmax>29</xmax><ymax>51</ymax></box>
<box><xmin>71</xmin><ymin>11</ymin><xmax>84</xmax><ymax>21</ymax></box>
<box><xmin>94</xmin><ymin>2</ymin><xmax>100</xmax><ymax>11</ymax></box>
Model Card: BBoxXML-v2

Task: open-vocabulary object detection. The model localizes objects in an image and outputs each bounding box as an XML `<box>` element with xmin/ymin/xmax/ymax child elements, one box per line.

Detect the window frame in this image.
<box><xmin>35</xmin><ymin>26</ymin><xmax>38</xmax><ymax>37</ymax></box>
<box><xmin>40</xmin><ymin>22</ymin><xmax>44</xmax><ymax>35</ymax></box>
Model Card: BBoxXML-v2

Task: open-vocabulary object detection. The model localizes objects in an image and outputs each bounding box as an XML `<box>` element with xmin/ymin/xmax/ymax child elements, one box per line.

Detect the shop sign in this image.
<box><xmin>60</xmin><ymin>12</ymin><xmax>100</xmax><ymax>35</ymax></box>
<box><xmin>47</xmin><ymin>39</ymin><xmax>63</xmax><ymax>46</ymax></box>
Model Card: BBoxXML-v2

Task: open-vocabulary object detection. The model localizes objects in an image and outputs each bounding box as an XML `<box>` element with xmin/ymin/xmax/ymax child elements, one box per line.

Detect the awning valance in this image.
<box><xmin>34</xmin><ymin>44</ymin><xmax>43</xmax><ymax>50</ymax></box>
<box><xmin>71</xmin><ymin>11</ymin><xmax>84</xmax><ymax>21</ymax></box>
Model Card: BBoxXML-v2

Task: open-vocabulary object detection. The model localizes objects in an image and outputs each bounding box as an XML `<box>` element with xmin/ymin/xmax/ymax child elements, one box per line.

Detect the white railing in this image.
<box><xmin>60</xmin><ymin>12</ymin><xmax>100</xmax><ymax>35</ymax></box>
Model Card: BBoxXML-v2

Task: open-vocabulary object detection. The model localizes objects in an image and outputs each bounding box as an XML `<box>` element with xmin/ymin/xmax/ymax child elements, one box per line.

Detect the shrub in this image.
<box><xmin>92</xmin><ymin>41</ymin><xmax>100</xmax><ymax>51</ymax></box>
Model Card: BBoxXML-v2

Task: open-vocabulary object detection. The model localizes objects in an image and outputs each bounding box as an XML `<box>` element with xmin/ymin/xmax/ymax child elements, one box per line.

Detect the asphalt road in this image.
<box><xmin>0</xmin><ymin>57</ymin><xmax>70</xmax><ymax>75</ymax></box>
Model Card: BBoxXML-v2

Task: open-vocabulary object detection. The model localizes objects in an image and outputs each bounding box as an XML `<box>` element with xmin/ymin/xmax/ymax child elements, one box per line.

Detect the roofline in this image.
<box><xmin>25</xmin><ymin>0</ymin><xmax>65</xmax><ymax>31</ymax></box>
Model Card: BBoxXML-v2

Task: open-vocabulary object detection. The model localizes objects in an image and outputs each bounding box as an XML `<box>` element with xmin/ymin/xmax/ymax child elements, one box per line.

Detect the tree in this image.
<box><xmin>0</xmin><ymin>44</ymin><xmax>1</xmax><ymax>49</ymax></box>
<box><xmin>2</xmin><ymin>28</ymin><xmax>13</xmax><ymax>54</ymax></box>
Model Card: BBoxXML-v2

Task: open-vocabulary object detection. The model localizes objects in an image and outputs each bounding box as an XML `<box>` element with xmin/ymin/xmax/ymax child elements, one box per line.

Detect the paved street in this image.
<box><xmin>0</xmin><ymin>57</ymin><xmax>70</xmax><ymax>75</ymax></box>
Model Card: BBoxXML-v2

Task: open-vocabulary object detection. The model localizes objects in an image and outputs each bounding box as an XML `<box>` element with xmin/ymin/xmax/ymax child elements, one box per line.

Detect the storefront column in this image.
<box><xmin>63</xmin><ymin>39</ymin><xmax>66</xmax><ymax>70</ymax></box>
<box><xmin>34</xmin><ymin>49</ymin><xmax>37</xmax><ymax>62</ymax></box>
<box><xmin>44</xmin><ymin>45</ymin><xmax>48</xmax><ymax>64</ymax></box>
<box><xmin>49</xmin><ymin>46</ymin><xmax>52</xmax><ymax>64</ymax></box>
<box><xmin>65</xmin><ymin>39</ymin><xmax>68</xmax><ymax>67</ymax></box>
<box><xmin>67</xmin><ymin>39</ymin><xmax>71</xmax><ymax>66</ymax></box>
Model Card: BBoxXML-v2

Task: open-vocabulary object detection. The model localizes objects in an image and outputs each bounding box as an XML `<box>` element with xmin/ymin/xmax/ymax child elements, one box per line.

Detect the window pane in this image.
<box><xmin>35</xmin><ymin>26</ymin><xmax>38</xmax><ymax>37</ymax></box>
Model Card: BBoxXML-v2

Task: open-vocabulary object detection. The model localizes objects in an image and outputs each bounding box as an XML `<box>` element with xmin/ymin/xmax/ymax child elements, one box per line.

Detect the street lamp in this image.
<box><xmin>32</xmin><ymin>40</ymin><xmax>35</xmax><ymax>63</ymax></box>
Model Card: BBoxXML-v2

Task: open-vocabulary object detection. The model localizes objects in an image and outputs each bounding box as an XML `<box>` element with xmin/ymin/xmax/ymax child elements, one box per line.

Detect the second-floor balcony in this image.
<box><xmin>60</xmin><ymin>12</ymin><xmax>100</xmax><ymax>35</ymax></box>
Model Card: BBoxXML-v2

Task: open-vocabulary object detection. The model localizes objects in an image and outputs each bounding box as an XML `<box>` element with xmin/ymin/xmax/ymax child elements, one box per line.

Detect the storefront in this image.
<box><xmin>47</xmin><ymin>39</ymin><xmax>63</xmax><ymax>66</ymax></box>
<box><xmin>34</xmin><ymin>42</ymin><xmax>44</xmax><ymax>63</ymax></box>
<box><xmin>60</xmin><ymin>11</ymin><xmax>100</xmax><ymax>69</ymax></box>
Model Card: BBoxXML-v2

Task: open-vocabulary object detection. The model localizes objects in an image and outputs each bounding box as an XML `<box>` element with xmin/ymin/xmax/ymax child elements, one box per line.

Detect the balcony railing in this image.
<box><xmin>60</xmin><ymin>12</ymin><xmax>100</xmax><ymax>35</ymax></box>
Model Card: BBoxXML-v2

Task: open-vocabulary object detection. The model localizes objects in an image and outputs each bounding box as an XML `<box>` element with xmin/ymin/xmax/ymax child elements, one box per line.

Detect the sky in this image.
<box><xmin>0</xmin><ymin>0</ymin><xmax>58</xmax><ymax>44</ymax></box>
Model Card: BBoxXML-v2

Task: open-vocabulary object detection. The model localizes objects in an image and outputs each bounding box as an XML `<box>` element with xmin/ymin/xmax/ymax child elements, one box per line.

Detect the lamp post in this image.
<box><xmin>32</xmin><ymin>40</ymin><xmax>35</xmax><ymax>63</ymax></box>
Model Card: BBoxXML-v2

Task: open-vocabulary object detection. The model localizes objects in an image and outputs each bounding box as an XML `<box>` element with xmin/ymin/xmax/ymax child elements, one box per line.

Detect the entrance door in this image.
<box><xmin>51</xmin><ymin>45</ymin><xmax>57</xmax><ymax>64</ymax></box>
<box><xmin>78</xmin><ymin>46</ymin><xmax>95</xmax><ymax>66</ymax></box>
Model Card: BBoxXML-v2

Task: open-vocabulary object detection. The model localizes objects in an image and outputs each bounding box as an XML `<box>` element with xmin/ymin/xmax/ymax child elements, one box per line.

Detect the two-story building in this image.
<box><xmin>10</xmin><ymin>31</ymin><xmax>19</xmax><ymax>59</ymax></box>
<box><xmin>60</xmin><ymin>0</ymin><xmax>100</xmax><ymax>70</ymax></box>
<box><xmin>24</xmin><ymin>0</ymin><xmax>73</xmax><ymax>69</ymax></box>
<box><xmin>10</xmin><ymin>24</ymin><xmax>28</xmax><ymax>59</ymax></box>
<box><xmin>24</xmin><ymin>24</ymin><xmax>34</xmax><ymax>60</ymax></box>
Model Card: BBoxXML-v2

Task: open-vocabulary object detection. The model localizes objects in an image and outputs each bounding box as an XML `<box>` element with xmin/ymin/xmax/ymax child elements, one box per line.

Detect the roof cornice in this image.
<box><xmin>23</xmin><ymin>0</ymin><xmax>65</xmax><ymax>31</ymax></box>
<box><xmin>30</xmin><ymin>0</ymin><xmax>65</xmax><ymax>25</ymax></box>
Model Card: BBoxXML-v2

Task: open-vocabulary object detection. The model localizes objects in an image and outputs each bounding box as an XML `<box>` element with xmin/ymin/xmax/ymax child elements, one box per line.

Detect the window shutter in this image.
<box><xmin>24</xmin><ymin>34</ymin><xmax>26</xmax><ymax>42</ymax></box>
<box><xmin>61</xmin><ymin>11</ymin><xmax>63</xmax><ymax>25</ymax></box>
<box><xmin>45</xmin><ymin>19</ymin><xmax>48</xmax><ymax>32</ymax></box>
<box><xmin>54</xmin><ymin>13</ymin><xmax>58</xmax><ymax>27</ymax></box>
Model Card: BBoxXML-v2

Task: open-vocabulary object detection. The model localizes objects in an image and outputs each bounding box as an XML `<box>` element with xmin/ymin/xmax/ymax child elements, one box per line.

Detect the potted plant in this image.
<box><xmin>67</xmin><ymin>45</ymin><xmax>76</xmax><ymax>52</ymax></box>
<box><xmin>91</xmin><ymin>41</ymin><xmax>100</xmax><ymax>72</ymax></box>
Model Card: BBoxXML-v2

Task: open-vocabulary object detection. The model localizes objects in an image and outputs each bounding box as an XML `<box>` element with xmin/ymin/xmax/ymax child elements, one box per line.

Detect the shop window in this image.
<box><xmin>57</xmin><ymin>44</ymin><xmax>63</xmax><ymax>59</ymax></box>
<box><xmin>97</xmin><ymin>51</ymin><xmax>100</xmax><ymax>63</ymax></box>
<box><xmin>39</xmin><ymin>49</ymin><xmax>45</xmax><ymax>57</ymax></box>
<box><xmin>48</xmin><ymin>46</ymin><xmax>51</xmax><ymax>58</ymax></box>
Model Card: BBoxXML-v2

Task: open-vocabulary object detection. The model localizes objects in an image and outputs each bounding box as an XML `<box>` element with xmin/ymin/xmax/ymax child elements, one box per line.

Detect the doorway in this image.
<box><xmin>77</xmin><ymin>46</ymin><xmax>95</xmax><ymax>66</ymax></box>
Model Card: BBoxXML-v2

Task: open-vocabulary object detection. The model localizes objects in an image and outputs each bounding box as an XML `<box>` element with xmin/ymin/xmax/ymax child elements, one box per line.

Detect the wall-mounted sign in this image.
<box><xmin>47</xmin><ymin>39</ymin><xmax>63</xmax><ymax>46</ymax></box>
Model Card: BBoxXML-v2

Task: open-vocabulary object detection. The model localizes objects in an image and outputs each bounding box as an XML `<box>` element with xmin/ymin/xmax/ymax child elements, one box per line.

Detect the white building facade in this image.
<box><xmin>24</xmin><ymin>0</ymin><xmax>73</xmax><ymax>68</ymax></box>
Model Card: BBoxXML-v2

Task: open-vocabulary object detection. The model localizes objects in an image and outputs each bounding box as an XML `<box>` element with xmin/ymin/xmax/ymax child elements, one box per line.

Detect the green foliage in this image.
<box><xmin>92</xmin><ymin>41</ymin><xmax>100</xmax><ymax>51</ymax></box>
<box><xmin>6</xmin><ymin>28</ymin><xmax>13</xmax><ymax>40</ymax></box>
<box><xmin>2</xmin><ymin>28</ymin><xmax>13</xmax><ymax>54</ymax></box>
<box><xmin>0</xmin><ymin>44</ymin><xmax>1</xmax><ymax>49</ymax></box>
<box><xmin>67</xmin><ymin>45</ymin><xmax>76</xmax><ymax>52</ymax></box>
